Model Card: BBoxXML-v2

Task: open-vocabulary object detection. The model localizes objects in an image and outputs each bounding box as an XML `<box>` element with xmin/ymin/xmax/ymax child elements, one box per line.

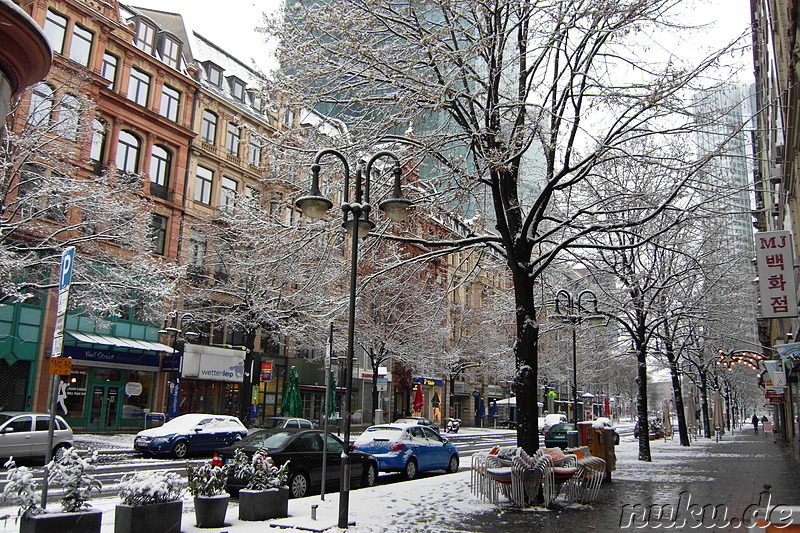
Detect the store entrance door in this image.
<box><xmin>88</xmin><ymin>385</ymin><xmax>120</xmax><ymax>430</ymax></box>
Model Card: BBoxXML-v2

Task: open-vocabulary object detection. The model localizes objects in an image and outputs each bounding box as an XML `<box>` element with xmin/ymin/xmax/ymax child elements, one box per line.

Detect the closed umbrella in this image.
<box><xmin>412</xmin><ymin>384</ymin><xmax>424</xmax><ymax>412</ymax></box>
<box><xmin>280</xmin><ymin>366</ymin><xmax>302</xmax><ymax>417</ymax></box>
<box><xmin>662</xmin><ymin>399</ymin><xmax>673</xmax><ymax>439</ymax></box>
<box><xmin>478</xmin><ymin>397</ymin><xmax>486</xmax><ymax>419</ymax></box>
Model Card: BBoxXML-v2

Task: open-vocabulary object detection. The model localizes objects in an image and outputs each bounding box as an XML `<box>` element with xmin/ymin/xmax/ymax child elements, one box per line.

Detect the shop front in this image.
<box><xmin>62</xmin><ymin>342</ymin><xmax>165</xmax><ymax>431</ymax></box>
<box><xmin>412</xmin><ymin>377</ymin><xmax>443</xmax><ymax>423</ymax></box>
<box><xmin>179</xmin><ymin>344</ymin><xmax>247</xmax><ymax>417</ymax></box>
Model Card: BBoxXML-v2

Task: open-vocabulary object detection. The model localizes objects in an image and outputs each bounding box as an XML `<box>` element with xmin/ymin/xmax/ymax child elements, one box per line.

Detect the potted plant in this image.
<box><xmin>231</xmin><ymin>447</ymin><xmax>290</xmax><ymax>521</ymax></box>
<box><xmin>114</xmin><ymin>470</ymin><xmax>185</xmax><ymax>533</ymax></box>
<box><xmin>187</xmin><ymin>460</ymin><xmax>230</xmax><ymax>528</ymax></box>
<box><xmin>2</xmin><ymin>449</ymin><xmax>103</xmax><ymax>533</ymax></box>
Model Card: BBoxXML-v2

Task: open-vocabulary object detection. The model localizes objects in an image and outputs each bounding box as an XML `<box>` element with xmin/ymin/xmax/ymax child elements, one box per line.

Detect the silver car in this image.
<box><xmin>0</xmin><ymin>412</ymin><xmax>73</xmax><ymax>461</ymax></box>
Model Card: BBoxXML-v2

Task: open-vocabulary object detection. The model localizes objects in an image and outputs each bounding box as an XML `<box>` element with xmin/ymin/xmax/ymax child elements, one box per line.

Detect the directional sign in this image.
<box><xmin>59</xmin><ymin>247</ymin><xmax>75</xmax><ymax>291</ymax></box>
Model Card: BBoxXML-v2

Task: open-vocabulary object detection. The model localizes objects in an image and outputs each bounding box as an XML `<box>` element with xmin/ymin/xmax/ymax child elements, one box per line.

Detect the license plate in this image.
<box><xmin>135</xmin><ymin>437</ymin><xmax>148</xmax><ymax>446</ymax></box>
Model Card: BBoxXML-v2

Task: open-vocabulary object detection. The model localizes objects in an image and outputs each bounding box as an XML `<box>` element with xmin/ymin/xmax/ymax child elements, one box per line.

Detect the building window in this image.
<box><xmin>194</xmin><ymin>165</ymin><xmax>213</xmax><ymax>204</ymax></box>
<box><xmin>43</xmin><ymin>10</ymin><xmax>67</xmax><ymax>55</ymax></box>
<box><xmin>27</xmin><ymin>83</ymin><xmax>54</xmax><ymax>127</ymax></box>
<box><xmin>56</xmin><ymin>94</ymin><xmax>80</xmax><ymax>141</ymax></box>
<box><xmin>69</xmin><ymin>25</ymin><xmax>93</xmax><ymax>66</ymax></box>
<box><xmin>89</xmin><ymin>119</ymin><xmax>107</xmax><ymax>166</ymax></box>
<box><xmin>206</xmin><ymin>63</ymin><xmax>223</xmax><ymax>87</ymax></box>
<box><xmin>101</xmin><ymin>53</ymin><xmax>118</xmax><ymax>90</ymax></box>
<box><xmin>18</xmin><ymin>164</ymin><xmax>43</xmax><ymax>216</ymax></box>
<box><xmin>127</xmin><ymin>67</ymin><xmax>151</xmax><ymax>107</ymax></box>
<box><xmin>249</xmin><ymin>90</ymin><xmax>263</xmax><ymax>111</ymax></box>
<box><xmin>159</xmin><ymin>84</ymin><xmax>180</xmax><ymax>122</ymax></box>
<box><xmin>200</xmin><ymin>110</ymin><xmax>217</xmax><ymax>143</ymax></box>
<box><xmin>230</xmin><ymin>78</ymin><xmax>246</xmax><ymax>101</ymax></box>
<box><xmin>116</xmin><ymin>130</ymin><xmax>140</xmax><ymax>174</ymax></box>
<box><xmin>188</xmin><ymin>229</ymin><xmax>206</xmax><ymax>267</ymax></box>
<box><xmin>150</xmin><ymin>145</ymin><xmax>171</xmax><ymax>187</ymax></box>
<box><xmin>135</xmin><ymin>20</ymin><xmax>156</xmax><ymax>55</ymax></box>
<box><xmin>225</xmin><ymin>123</ymin><xmax>240</xmax><ymax>156</ymax></box>
<box><xmin>149</xmin><ymin>214</ymin><xmax>168</xmax><ymax>255</ymax></box>
<box><xmin>248</xmin><ymin>136</ymin><xmax>262</xmax><ymax>166</ymax></box>
<box><xmin>220</xmin><ymin>176</ymin><xmax>238</xmax><ymax>211</ymax></box>
<box><xmin>161</xmin><ymin>35</ymin><xmax>181</xmax><ymax>69</ymax></box>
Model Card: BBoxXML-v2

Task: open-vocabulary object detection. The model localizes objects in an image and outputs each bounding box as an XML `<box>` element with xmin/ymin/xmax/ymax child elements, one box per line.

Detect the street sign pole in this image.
<box><xmin>42</xmin><ymin>247</ymin><xmax>75</xmax><ymax>508</ymax></box>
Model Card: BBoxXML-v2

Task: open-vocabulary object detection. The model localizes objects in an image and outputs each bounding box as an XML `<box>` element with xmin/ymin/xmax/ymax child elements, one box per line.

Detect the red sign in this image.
<box><xmin>765</xmin><ymin>391</ymin><xmax>785</xmax><ymax>402</ymax></box>
<box><xmin>261</xmin><ymin>362</ymin><xmax>273</xmax><ymax>382</ymax></box>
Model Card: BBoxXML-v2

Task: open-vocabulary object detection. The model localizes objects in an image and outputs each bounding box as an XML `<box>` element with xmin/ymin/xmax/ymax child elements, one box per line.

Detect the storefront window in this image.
<box><xmin>64</xmin><ymin>367</ymin><xmax>87</xmax><ymax>415</ymax></box>
<box><xmin>121</xmin><ymin>371</ymin><xmax>153</xmax><ymax>419</ymax></box>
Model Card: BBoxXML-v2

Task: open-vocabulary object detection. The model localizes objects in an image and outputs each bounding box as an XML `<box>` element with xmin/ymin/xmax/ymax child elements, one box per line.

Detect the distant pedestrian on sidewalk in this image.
<box><xmin>752</xmin><ymin>414</ymin><xmax>759</xmax><ymax>433</ymax></box>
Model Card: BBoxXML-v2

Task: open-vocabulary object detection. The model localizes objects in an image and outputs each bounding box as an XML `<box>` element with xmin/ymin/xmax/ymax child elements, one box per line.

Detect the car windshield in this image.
<box><xmin>550</xmin><ymin>424</ymin><xmax>575</xmax><ymax>432</ymax></box>
<box><xmin>239</xmin><ymin>430</ymin><xmax>293</xmax><ymax>449</ymax></box>
<box><xmin>0</xmin><ymin>414</ymin><xmax>13</xmax><ymax>425</ymax></box>
<box><xmin>394</xmin><ymin>418</ymin><xmax>419</xmax><ymax>424</ymax></box>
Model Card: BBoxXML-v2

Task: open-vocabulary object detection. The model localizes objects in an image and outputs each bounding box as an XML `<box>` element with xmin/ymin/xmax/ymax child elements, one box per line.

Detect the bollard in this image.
<box><xmin>311</xmin><ymin>504</ymin><xmax>318</xmax><ymax>521</ymax></box>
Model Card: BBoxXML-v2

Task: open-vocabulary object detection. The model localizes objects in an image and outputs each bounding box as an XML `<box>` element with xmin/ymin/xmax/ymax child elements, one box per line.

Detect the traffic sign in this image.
<box><xmin>59</xmin><ymin>247</ymin><xmax>75</xmax><ymax>291</ymax></box>
<box><xmin>50</xmin><ymin>357</ymin><xmax>72</xmax><ymax>375</ymax></box>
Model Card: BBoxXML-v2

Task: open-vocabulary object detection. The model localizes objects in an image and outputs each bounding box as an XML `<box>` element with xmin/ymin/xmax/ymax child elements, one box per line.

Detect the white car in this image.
<box><xmin>541</xmin><ymin>413</ymin><xmax>568</xmax><ymax>432</ymax></box>
<box><xmin>0</xmin><ymin>412</ymin><xmax>73</xmax><ymax>461</ymax></box>
<box><xmin>134</xmin><ymin>413</ymin><xmax>247</xmax><ymax>458</ymax></box>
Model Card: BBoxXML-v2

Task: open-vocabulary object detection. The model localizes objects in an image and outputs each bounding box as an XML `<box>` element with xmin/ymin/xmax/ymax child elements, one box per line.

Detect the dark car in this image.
<box><xmin>215</xmin><ymin>428</ymin><xmax>378</xmax><ymax>498</ymax></box>
<box><xmin>134</xmin><ymin>413</ymin><xmax>247</xmax><ymax>458</ymax></box>
<box><xmin>543</xmin><ymin>422</ymin><xmax>577</xmax><ymax>449</ymax></box>
<box><xmin>247</xmin><ymin>417</ymin><xmax>314</xmax><ymax>434</ymax></box>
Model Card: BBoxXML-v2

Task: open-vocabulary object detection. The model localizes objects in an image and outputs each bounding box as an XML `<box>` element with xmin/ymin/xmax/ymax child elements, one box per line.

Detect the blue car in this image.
<box><xmin>352</xmin><ymin>423</ymin><xmax>459</xmax><ymax>480</ymax></box>
<box><xmin>134</xmin><ymin>413</ymin><xmax>247</xmax><ymax>458</ymax></box>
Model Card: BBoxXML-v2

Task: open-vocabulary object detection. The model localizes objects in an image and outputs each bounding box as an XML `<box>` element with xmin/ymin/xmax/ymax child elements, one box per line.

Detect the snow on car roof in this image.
<box><xmin>353</xmin><ymin>425</ymin><xmax>405</xmax><ymax>443</ymax></box>
<box><xmin>161</xmin><ymin>413</ymin><xmax>243</xmax><ymax>431</ymax></box>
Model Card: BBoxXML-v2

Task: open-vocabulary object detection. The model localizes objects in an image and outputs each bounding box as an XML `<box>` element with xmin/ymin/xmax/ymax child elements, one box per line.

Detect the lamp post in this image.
<box><xmin>159</xmin><ymin>311</ymin><xmax>199</xmax><ymax>419</ymax></box>
<box><xmin>296</xmin><ymin>148</ymin><xmax>412</xmax><ymax>529</ymax></box>
<box><xmin>448</xmin><ymin>362</ymin><xmax>480</xmax><ymax>426</ymax></box>
<box><xmin>553</xmin><ymin>290</ymin><xmax>603</xmax><ymax>424</ymax></box>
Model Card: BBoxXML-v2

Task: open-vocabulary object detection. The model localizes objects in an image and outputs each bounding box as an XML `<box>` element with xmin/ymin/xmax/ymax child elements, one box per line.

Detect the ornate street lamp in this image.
<box><xmin>159</xmin><ymin>311</ymin><xmax>199</xmax><ymax>419</ymax></box>
<box><xmin>296</xmin><ymin>148</ymin><xmax>412</xmax><ymax>529</ymax></box>
<box><xmin>552</xmin><ymin>289</ymin><xmax>604</xmax><ymax>424</ymax></box>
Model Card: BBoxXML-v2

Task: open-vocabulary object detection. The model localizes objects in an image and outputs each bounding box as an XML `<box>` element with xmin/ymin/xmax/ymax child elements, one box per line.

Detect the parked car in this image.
<box><xmin>592</xmin><ymin>417</ymin><xmax>621</xmax><ymax>445</ymax></box>
<box><xmin>541</xmin><ymin>413</ymin><xmax>568</xmax><ymax>432</ymax></box>
<box><xmin>247</xmin><ymin>417</ymin><xmax>314</xmax><ymax>434</ymax></box>
<box><xmin>543</xmin><ymin>422</ymin><xmax>577</xmax><ymax>449</ymax></box>
<box><xmin>215</xmin><ymin>428</ymin><xmax>378</xmax><ymax>498</ymax></box>
<box><xmin>352</xmin><ymin>423</ymin><xmax>459</xmax><ymax>480</ymax></box>
<box><xmin>393</xmin><ymin>417</ymin><xmax>439</xmax><ymax>432</ymax></box>
<box><xmin>0</xmin><ymin>412</ymin><xmax>73</xmax><ymax>462</ymax></box>
<box><xmin>134</xmin><ymin>413</ymin><xmax>247</xmax><ymax>458</ymax></box>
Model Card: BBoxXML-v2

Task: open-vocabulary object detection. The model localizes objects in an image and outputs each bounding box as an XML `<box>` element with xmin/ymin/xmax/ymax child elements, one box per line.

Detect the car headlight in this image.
<box><xmin>151</xmin><ymin>436</ymin><xmax>172</xmax><ymax>445</ymax></box>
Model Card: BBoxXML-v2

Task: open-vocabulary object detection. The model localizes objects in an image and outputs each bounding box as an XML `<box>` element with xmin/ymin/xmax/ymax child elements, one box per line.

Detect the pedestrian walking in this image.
<box><xmin>752</xmin><ymin>414</ymin><xmax>759</xmax><ymax>433</ymax></box>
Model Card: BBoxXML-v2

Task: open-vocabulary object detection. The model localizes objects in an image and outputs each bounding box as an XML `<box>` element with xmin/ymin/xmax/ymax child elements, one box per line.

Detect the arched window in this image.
<box><xmin>56</xmin><ymin>94</ymin><xmax>80</xmax><ymax>141</ymax></box>
<box><xmin>150</xmin><ymin>145</ymin><xmax>172</xmax><ymax>187</ymax></box>
<box><xmin>27</xmin><ymin>83</ymin><xmax>54</xmax><ymax>127</ymax></box>
<box><xmin>116</xmin><ymin>130</ymin><xmax>140</xmax><ymax>174</ymax></box>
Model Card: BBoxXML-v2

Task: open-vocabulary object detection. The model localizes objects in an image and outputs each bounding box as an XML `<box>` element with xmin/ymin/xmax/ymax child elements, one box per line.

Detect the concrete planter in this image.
<box><xmin>19</xmin><ymin>509</ymin><xmax>101</xmax><ymax>533</ymax></box>
<box><xmin>238</xmin><ymin>488</ymin><xmax>289</xmax><ymax>521</ymax></box>
<box><xmin>114</xmin><ymin>500</ymin><xmax>182</xmax><ymax>533</ymax></box>
<box><xmin>193</xmin><ymin>494</ymin><xmax>229</xmax><ymax>528</ymax></box>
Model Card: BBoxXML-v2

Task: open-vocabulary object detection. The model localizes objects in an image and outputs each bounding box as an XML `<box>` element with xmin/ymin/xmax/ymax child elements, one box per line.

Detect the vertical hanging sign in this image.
<box><xmin>755</xmin><ymin>231</ymin><xmax>798</xmax><ymax>318</ymax></box>
<box><xmin>51</xmin><ymin>247</ymin><xmax>75</xmax><ymax>361</ymax></box>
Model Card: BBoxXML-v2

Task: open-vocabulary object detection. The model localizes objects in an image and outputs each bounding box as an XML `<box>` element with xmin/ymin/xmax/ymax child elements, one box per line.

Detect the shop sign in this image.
<box><xmin>63</xmin><ymin>345</ymin><xmax>160</xmax><ymax>370</ymax></box>
<box><xmin>763</xmin><ymin>359</ymin><xmax>787</xmax><ymax>390</ymax></box>
<box><xmin>360</xmin><ymin>367</ymin><xmax>388</xmax><ymax>379</ymax></box>
<box><xmin>377</xmin><ymin>377</ymin><xmax>388</xmax><ymax>392</ymax></box>
<box><xmin>453</xmin><ymin>381</ymin><xmax>469</xmax><ymax>395</ymax></box>
<box><xmin>487</xmin><ymin>385</ymin><xmax>503</xmax><ymax>397</ymax></box>
<box><xmin>413</xmin><ymin>377</ymin><xmax>442</xmax><ymax>387</ymax></box>
<box><xmin>182</xmin><ymin>344</ymin><xmax>246</xmax><ymax>383</ymax></box>
<box><xmin>261</xmin><ymin>361</ymin><xmax>273</xmax><ymax>382</ymax></box>
<box><xmin>755</xmin><ymin>231</ymin><xmax>798</xmax><ymax>318</ymax></box>
<box><xmin>125</xmin><ymin>382</ymin><xmax>143</xmax><ymax>396</ymax></box>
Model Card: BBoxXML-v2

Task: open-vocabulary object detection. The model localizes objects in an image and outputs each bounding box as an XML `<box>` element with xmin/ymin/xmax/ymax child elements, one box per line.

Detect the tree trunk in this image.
<box><xmin>635</xmin><ymin>337</ymin><xmax>652</xmax><ymax>461</ymax></box>
<box><xmin>699</xmin><ymin>371</ymin><xmax>711</xmax><ymax>438</ymax></box>
<box><xmin>512</xmin><ymin>273</ymin><xmax>540</xmax><ymax>453</ymax></box>
<box><xmin>238</xmin><ymin>331</ymin><xmax>258</xmax><ymax>425</ymax></box>
<box><xmin>664</xmin><ymin>346</ymin><xmax>690</xmax><ymax>446</ymax></box>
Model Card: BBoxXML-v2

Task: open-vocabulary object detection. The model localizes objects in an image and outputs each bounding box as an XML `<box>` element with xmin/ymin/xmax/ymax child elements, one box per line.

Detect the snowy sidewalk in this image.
<box><xmin>1</xmin><ymin>426</ymin><xmax>797</xmax><ymax>532</ymax></box>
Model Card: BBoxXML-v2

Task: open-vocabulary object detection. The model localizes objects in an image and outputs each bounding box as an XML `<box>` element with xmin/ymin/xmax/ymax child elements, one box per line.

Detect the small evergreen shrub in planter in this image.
<box><xmin>231</xmin><ymin>448</ymin><xmax>290</xmax><ymax>521</ymax></box>
<box><xmin>187</xmin><ymin>461</ymin><xmax>230</xmax><ymax>528</ymax></box>
<box><xmin>114</xmin><ymin>471</ymin><xmax>186</xmax><ymax>533</ymax></box>
<box><xmin>2</xmin><ymin>450</ymin><xmax>103</xmax><ymax>533</ymax></box>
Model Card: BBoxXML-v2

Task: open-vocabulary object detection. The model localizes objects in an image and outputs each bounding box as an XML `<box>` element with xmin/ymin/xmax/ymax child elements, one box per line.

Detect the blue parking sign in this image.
<box><xmin>59</xmin><ymin>247</ymin><xmax>75</xmax><ymax>290</ymax></box>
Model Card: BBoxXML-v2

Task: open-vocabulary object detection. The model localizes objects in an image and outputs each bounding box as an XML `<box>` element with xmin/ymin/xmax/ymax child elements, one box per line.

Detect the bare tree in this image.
<box><xmin>266</xmin><ymin>0</ymin><xmax>745</xmax><ymax>450</ymax></box>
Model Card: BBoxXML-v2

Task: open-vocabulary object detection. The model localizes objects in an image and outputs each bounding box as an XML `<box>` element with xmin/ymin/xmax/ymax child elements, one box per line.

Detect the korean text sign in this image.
<box><xmin>755</xmin><ymin>230</ymin><xmax>798</xmax><ymax>318</ymax></box>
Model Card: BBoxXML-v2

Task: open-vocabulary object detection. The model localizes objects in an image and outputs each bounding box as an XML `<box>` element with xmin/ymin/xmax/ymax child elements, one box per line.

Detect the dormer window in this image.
<box><xmin>160</xmin><ymin>34</ymin><xmax>181</xmax><ymax>69</ymax></box>
<box><xmin>248</xmin><ymin>90</ymin><xmax>263</xmax><ymax>111</ymax></box>
<box><xmin>134</xmin><ymin>19</ymin><xmax>156</xmax><ymax>55</ymax></box>
<box><xmin>229</xmin><ymin>77</ymin><xmax>246</xmax><ymax>102</ymax></box>
<box><xmin>205</xmin><ymin>62</ymin><xmax>223</xmax><ymax>87</ymax></box>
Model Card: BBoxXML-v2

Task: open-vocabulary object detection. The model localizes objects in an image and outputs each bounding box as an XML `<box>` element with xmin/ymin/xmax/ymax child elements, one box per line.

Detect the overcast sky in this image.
<box><xmin>126</xmin><ymin>0</ymin><xmax>753</xmax><ymax>78</ymax></box>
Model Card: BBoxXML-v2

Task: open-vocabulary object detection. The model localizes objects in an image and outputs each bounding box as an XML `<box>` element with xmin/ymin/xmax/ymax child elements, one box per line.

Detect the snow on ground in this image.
<box><xmin>0</xmin><ymin>422</ymin><xmax>729</xmax><ymax>532</ymax></box>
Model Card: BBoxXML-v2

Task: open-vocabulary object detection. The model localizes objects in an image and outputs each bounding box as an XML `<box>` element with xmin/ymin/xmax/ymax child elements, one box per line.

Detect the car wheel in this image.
<box><xmin>289</xmin><ymin>471</ymin><xmax>309</xmax><ymax>498</ymax></box>
<box><xmin>52</xmin><ymin>443</ymin><xmax>70</xmax><ymax>461</ymax></box>
<box><xmin>361</xmin><ymin>463</ymin><xmax>377</xmax><ymax>488</ymax></box>
<box><xmin>402</xmin><ymin>458</ymin><xmax>418</xmax><ymax>480</ymax></box>
<box><xmin>446</xmin><ymin>454</ymin><xmax>459</xmax><ymax>474</ymax></box>
<box><xmin>172</xmin><ymin>440</ymin><xmax>189</xmax><ymax>459</ymax></box>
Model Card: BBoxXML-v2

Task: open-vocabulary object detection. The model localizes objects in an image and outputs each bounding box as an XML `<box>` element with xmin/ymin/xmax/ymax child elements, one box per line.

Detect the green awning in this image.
<box><xmin>66</xmin><ymin>331</ymin><xmax>175</xmax><ymax>353</ymax></box>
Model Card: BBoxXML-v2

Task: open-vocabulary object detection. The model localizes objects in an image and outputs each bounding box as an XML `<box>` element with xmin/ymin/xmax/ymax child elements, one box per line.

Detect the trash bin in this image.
<box><xmin>577</xmin><ymin>421</ymin><xmax>594</xmax><ymax>446</ymax></box>
<box><xmin>587</xmin><ymin>426</ymin><xmax>616</xmax><ymax>481</ymax></box>
<box><xmin>567</xmin><ymin>430</ymin><xmax>579</xmax><ymax>448</ymax></box>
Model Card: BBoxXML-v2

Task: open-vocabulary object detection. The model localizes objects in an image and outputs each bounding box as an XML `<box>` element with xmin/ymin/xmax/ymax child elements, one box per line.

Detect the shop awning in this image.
<box><xmin>66</xmin><ymin>331</ymin><xmax>175</xmax><ymax>353</ymax></box>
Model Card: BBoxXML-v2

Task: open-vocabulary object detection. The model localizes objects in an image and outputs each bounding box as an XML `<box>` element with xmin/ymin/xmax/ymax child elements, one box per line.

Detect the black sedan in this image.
<box><xmin>215</xmin><ymin>428</ymin><xmax>378</xmax><ymax>498</ymax></box>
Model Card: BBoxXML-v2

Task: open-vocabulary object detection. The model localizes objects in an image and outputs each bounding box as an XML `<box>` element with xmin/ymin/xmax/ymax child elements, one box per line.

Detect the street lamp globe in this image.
<box><xmin>379</xmin><ymin>196</ymin><xmax>412</xmax><ymax>222</ymax></box>
<box><xmin>343</xmin><ymin>217</ymin><xmax>376</xmax><ymax>239</ymax></box>
<box><xmin>296</xmin><ymin>194</ymin><xmax>333</xmax><ymax>219</ymax></box>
